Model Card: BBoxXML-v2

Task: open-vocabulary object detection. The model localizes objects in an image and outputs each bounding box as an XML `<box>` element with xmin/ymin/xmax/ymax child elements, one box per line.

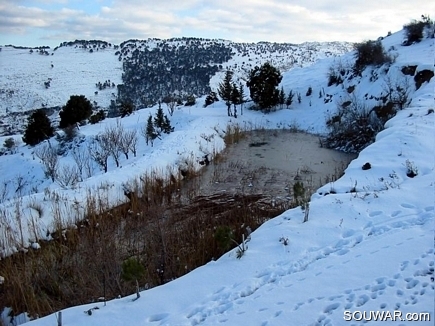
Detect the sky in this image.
<box><xmin>0</xmin><ymin>0</ymin><xmax>434</xmax><ymax>47</ymax></box>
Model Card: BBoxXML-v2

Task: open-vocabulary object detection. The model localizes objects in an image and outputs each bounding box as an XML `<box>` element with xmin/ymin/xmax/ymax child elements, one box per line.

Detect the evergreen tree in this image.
<box><xmin>218</xmin><ymin>70</ymin><xmax>234</xmax><ymax>116</ymax></box>
<box><xmin>246</xmin><ymin>62</ymin><xmax>282</xmax><ymax>112</ymax></box>
<box><xmin>238</xmin><ymin>83</ymin><xmax>245</xmax><ymax>115</ymax></box>
<box><xmin>146</xmin><ymin>115</ymin><xmax>158</xmax><ymax>146</ymax></box>
<box><xmin>59</xmin><ymin>95</ymin><xmax>93</xmax><ymax>128</ymax></box>
<box><xmin>285</xmin><ymin>90</ymin><xmax>294</xmax><ymax>109</ymax></box>
<box><xmin>278</xmin><ymin>87</ymin><xmax>285</xmax><ymax>109</ymax></box>
<box><xmin>306</xmin><ymin>86</ymin><xmax>312</xmax><ymax>96</ymax></box>
<box><xmin>162</xmin><ymin>115</ymin><xmax>174</xmax><ymax>134</ymax></box>
<box><xmin>154</xmin><ymin>102</ymin><xmax>165</xmax><ymax>132</ymax></box>
<box><xmin>231</xmin><ymin>83</ymin><xmax>240</xmax><ymax>118</ymax></box>
<box><xmin>23</xmin><ymin>109</ymin><xmax>54</xmax><ymax>146</ymax></box>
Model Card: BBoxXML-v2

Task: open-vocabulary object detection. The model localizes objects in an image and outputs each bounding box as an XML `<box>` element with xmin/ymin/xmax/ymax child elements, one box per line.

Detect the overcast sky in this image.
<box><xmin>1</xmin><ymin>0</ymin><xmax>433</xmax><ymax>47</ymax></box>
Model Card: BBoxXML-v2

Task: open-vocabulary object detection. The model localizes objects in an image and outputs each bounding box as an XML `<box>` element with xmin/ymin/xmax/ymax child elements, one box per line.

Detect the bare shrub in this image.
<box><xmin>162</xmin><ymin>95</ymin><xmax>178</xmax><ymax>116</ymax></box>
<box><xmin>56</xmin><ymin>164</ymin><xmax>80</xmax><ymax>188</ymax></box>
<box><xmin>89</xmin><ymin>135</ymin><xmax>111</xmax><ymax>173</ymax></box>
<box><xmin>120</xmin><ymin>129</ymin><xmax>138</xmax><ymax>159</ymax></box>
<box><xmin>382</xmin><ymin>74</ymin><xmax>412</xmax><ymax>110</ymax></box>
<box><xmin>104</xmin><ymin>120</ymin><xmax>123</xmax><ymax>167</ymax></box>
<box><xmin>34</xmin><ymin>144</ymin><xmax>59</xmax><ymax>181</ymax></box>
<box><xmin>72</xmin><ymin>147</ymin><xmax>93</xmax><ymax>179</ymax></box>
<box><xmin>325</xmin><ymin>94</ymin><xmax>383</xmax><ymax>152</ymax></box>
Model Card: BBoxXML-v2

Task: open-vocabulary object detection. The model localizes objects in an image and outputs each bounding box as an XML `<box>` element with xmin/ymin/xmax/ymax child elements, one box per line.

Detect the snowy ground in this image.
<box><xmin>0</xmin><ymin>29</ymin><xmax>433</xmax><ymax>325</ymax></box>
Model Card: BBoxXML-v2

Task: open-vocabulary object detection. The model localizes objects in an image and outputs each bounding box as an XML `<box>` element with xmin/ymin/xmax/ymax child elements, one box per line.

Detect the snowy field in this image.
<box><xmin>0</xmin><ymin>28</ymin><xmax>433</xmax><ymax>325</ymax></box>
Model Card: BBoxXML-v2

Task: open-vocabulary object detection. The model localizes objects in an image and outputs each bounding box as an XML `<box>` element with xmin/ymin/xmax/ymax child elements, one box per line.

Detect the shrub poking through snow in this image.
<box><xmin>324</xmin><ymin>94</ymin><xmax>383</xmax><ymax>153</ymax></box>
<box><xmin>403</xmin><ymin>15</ymin><xmax>434</xmax><ymax>45</ymax></box>
<box><xmin>405</xmin><ymin>159</ymin><xmax>418</xmax><ymax>178</ymax></box>
<box><xmin>353</xmin><ymin>40</ymin><xmax>393</xmax><ymax>74</ymax></box>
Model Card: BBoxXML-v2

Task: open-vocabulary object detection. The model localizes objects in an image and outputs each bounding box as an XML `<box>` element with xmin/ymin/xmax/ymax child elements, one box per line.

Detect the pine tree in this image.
<box><xmin>23</xmin><ymin>109</ymin><xmax>54</xmax><ymax>146</ymax></box>
<box><xmin>218</xmin><ymin>70</ymin><xmax>234</xmax><ymax>116</ymax></box>
<box><xmin>59</xmin><ymin>95</ymin><xmax>92</xmax><ymax>128</ymax></box>
<box><xmin>162</xmin><ymin>115</ymin><xmax>174</xmax><ymax>134</ymax></box>
<box><xmin>246</xmin><ymin>62</ymin><xmax>282</xmax><ymax>112</ymax></box>
<box><xmin>146</xmin><ymin>115</ymin><xmax>158</xmax><ymax>146</ymax></box>
<box><xmin>238</xmin><ymin>83</ymin><xmax>245</xmax><ymax>115</ymax></box>
<box><xmin>285</xmin><ymin>90</ymin><xmax>294</xmax><ymax>109</ymax></box>
<box><xmin>154</xmin><ymin>102</ymin><xmax>165</xmax><ymax>132</ymax></box>
<box><xmin>278</xmin><ymin>87</ymin><xmax>285</xmax><ymax>109</ymax></box>
<box><xmin>231</xmin><ymin>83</ymin><xmax>240</xmax><ymax>118</ymax></box>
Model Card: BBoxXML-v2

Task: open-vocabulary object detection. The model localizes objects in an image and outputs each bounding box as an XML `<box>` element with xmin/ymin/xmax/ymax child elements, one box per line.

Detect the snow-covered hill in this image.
<box><xmin>0</xmin><ymin>28</ymin><xmax>434</xmax><ymax>326</ymax></box>
<box><xmin>0</xmin><ymin>38</ymin><xmax>352</xmax><ymax>135</ymax></box>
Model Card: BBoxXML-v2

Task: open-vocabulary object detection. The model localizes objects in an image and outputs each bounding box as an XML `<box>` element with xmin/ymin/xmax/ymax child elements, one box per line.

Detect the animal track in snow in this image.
<box><xmin>400</xmin><ymin>203</ymin><xmax>416</xmax><ymax>209</ymax></box>
<box><xmin>369</xmin><ymin>210</ymin><xmax>383</xmax><ymax>217</ymax></box>
<box><xmin>323</xmin><ymin>302</ymin><xmax>340</xmax><ymax>314</ymax></box>
<box><xmin>391</xmin><ymin>210</ymin><xmax>402</xmax><ymax>217</ymax></box>
<box><xmin>148</xmin><ymin>313</ymin><xmax>169</xmax><ymax>322</ymax></box>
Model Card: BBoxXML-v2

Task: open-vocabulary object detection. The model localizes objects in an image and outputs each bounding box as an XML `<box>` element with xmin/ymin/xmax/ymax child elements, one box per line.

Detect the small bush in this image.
<box><xmin>403</xmin><ymin>16</ymin><xmax>433</xmax><ymax>45</ymax></box>
<box><xmin>405</xmin><ymin>160</ymin><xmax>418</xmax><ymax>178</ymax></box>
<box><xmin>353</xmin><ymin>40</ymin><xmax>393</xmax><ymax>74</ymax></box>
<box><xmin>3</xmin><ymin>137</ymin><xmax>15</xmax><ymax>150</ymax></box>
<box><xmin>204</xmin><ymin>91</ymin><xmax>219</xmax><ymax>107</ymax></box>
<box><xmin>184</xmin><ymin>95</ymin><xmax>196</xmax><ymax>106</ymax></box>
<box><xmin>327</xmin><ymin>60</ymin><xmax>348</xmax><ymax>86</ymax></box>
<box><xmin>214</xmin><ymin>226</ymin><xmax>233</xmax><ymax>252</ymax></box>
<box><xmin>89</xmin><ymin>110</ymin><xmax>106</xmax><ymax>124</ymax></box>
<box><xmin>306</xmin><ymin>86</ymin><xmax>312</xmax><ymax>96</ymax></box>
<box><xmin>325</xmin><ymin>95</ymin><xmax>383</xmax><ymax>153</ymax></box>
<box><xmin>121</xmin><ymin>257</ymin><xmax>145</xmax><ymax>282</ymax></box>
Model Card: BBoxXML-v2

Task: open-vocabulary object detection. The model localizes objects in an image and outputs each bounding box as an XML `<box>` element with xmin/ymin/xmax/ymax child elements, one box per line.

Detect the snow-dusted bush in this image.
<box><xmin>353</xmin><ymin>40</ymin><xmax>393</xmax><ymax>74</ymax></box>
<box><xmin>403</xmin><ymin>15</ymin><xmax>434</xmax><ymax>45</ymax></box>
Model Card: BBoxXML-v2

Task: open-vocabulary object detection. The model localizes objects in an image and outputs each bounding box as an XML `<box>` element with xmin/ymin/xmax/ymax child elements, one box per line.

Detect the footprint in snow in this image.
<box><xmin>148</xmin><ymin>313</ymin><xmax>169</xmax><ymax>322</ymax></box>
<box><xmin>323</xmin><ymin>302</ymin><xmax>340</xmax><ymax>314</ymax></box>
<box><xmin>337</xmin><ymin>249</ymin><xmax>349</xmax><ymax>256</ymax></box>
<box><xmin>391</xmin><ymin>210</ymin><xmax>402</xmax><ymax>217</ymax></box>
<box><xmin>369</xmin><ymin>210</ymin><xmax>383</xmax><ymax>217</ymax></box>
<box><xmin>341</xmin><ymin>229</ymin><xmax>355</xmax><ymax>238</ymax></box>
<box><xmin>356</xmin><ymin>294</ymin><xmax>370</xmax><ymax>307</ymax></box>
<box><xmin>388</xmin><ymin>279</ymin><xmax>396</xmax><ymax>287</ymax></box>
<box><xmin>400</xmin><ymin>203</ymin><xmax>416</xmax><ymax>209</ymax></box>
<box><xmin>274</xmin><ymin>310</ymin><xmax>283</xmax><ymax>317</ymax></box>
<box><xmin>258</xmin><ymin>307</ymin><xmax>268</xmax><ymax>312</ymax></box>
<box><xmin>400</xmin><ymin>261</ymin><xmax>409</xmax><ymax>271</ymax></box>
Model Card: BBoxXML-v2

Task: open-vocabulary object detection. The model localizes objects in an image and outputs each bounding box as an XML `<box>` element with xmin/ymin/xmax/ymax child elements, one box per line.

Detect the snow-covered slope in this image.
<box><xmin>0</xmin><ymin>39</ymin><xmax>352</xmax><ymax>135</ymax></box>
<box><xmin>1</xmin><ymin>29</ymin><xmax>434</xmax><ymax>325</ymax></box>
